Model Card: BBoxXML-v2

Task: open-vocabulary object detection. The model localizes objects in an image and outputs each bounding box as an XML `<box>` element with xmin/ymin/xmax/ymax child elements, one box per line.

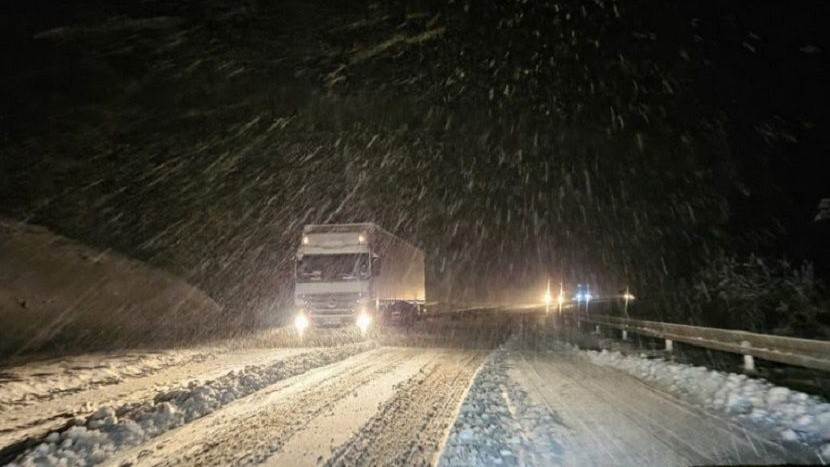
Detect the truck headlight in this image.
<box><xmin>356</xmin><ymin>312</ymin><xmax>372</xmax><ymax>334</ymax></box>
<box><xmin>294</xmin><ymin>313</ymin><xmax>310</xmax><ymax>334</ymax></box>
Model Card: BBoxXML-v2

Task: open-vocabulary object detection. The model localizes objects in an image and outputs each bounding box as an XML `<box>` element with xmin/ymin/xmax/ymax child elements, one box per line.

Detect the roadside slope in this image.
<box><xmin>0</xmin><ymin>218</ymin><xmax>222</xmax><ymax>357</ymax></box>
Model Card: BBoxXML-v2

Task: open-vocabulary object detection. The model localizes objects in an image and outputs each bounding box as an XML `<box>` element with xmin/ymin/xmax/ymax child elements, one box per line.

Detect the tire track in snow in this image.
<box><xmin>8</xmin><ymin>342</ymin><xmax>376</xmax><ymax>466</ymax></box>
<box><xmin>325</xmin><ymin>350</ymin><xmax>485</xmax><ymax>466</ymax></box>
<box><xmin>107</xmin><ymin>347</ymin><xmax>421</xmax><ymax>466</ymax></box>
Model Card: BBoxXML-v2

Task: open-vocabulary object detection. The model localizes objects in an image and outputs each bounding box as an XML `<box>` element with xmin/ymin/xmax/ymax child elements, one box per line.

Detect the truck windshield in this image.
<box><xmin>297</xmin><ymin>254</ymin><xmax>370</xmax><ymax>282</ymax></box>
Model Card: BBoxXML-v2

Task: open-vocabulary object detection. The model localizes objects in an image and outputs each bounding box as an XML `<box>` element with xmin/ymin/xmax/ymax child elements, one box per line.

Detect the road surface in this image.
<box><xmin>510</xmin><ymin>350</ymin><xmax>805</xmax><ymax>465</ymax></box>
<box><xmin>0</xmin><ymin>347</ymin><xmax>309</xmax><ymax>450</ymax></box>
<box><xmin>105</xmin><ymin>347</ymin><xmax>483</xmax><ymax>466</ymax></box>
<box><xmin>3</xmin><ymin>313</ymin><xmax>822</xmax><ymax>466</ymax></box>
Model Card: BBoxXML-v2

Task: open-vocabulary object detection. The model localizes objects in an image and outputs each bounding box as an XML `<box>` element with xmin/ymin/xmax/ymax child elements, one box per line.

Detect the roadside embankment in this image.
<box><xmin>0</xmin><ymin>218</ymin><xmax>223</xmax><ymax>358</ymax></box>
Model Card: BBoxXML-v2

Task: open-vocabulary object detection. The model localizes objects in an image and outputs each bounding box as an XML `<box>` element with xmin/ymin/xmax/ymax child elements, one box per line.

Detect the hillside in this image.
<box><xmin>0</xmin><ymin>218</ymin><xmax>223</xmax><ymax>357</ymax></box>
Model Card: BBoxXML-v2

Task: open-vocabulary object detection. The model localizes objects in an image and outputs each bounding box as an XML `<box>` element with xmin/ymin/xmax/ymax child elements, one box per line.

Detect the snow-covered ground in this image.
<box><xmin>0</xmin><ymin>347</ymin><xmax>317</xmax><ymax>450</ymax></box>
<box><xmin>1</xmin><ymin>311</ymin><xmax>512</xmax><ymax>467</ymax></box>
<box><xmin>441</xmin><ymin>335</ymin><xmax>820</xmax><ymax>466</ymax></box>
<box><xmin>0</xmin><ymin>349</ymin><xmax>214</xmax><ymax>407</ymax></box>
<box><xmin>439</xmin><ymin>343</ymin><xmax>565</xmax><ymax>466</ymax></box>
<box><xmin>99</xmin><ymin>347</ymin><xmax>484</xmax><ymax>467</ymax></box>
<box><xmin>0</xmin><ymin>325</ymin><xmax>370</xmax><ymax>450</ymax></box>
<box><xmin>586</xmin><ymin>348</ymin><xmax>830</xmax><ymax>460</ymax></box>
<box><xmin>7</xmin><ymin>342</ymin><xmax>375</xmax><ymax>466</ymax></box>
<box><xmin>6</xmin><ymin>314</ymin><xmax>827</xmax><ymax>466</ymax></box>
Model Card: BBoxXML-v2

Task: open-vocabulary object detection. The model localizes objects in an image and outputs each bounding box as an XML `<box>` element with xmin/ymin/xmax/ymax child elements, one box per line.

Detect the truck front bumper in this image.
<box><xmin>310</xmin><ymin>314</ymin><xmax>356</xmax><ymax>327</ymax></box>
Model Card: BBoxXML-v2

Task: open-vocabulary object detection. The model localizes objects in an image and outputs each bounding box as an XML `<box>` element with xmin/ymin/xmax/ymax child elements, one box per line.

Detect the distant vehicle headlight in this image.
<box><xmin>356</xmin><ymin>312</ymin><xmax>372</xmax><ymax>334</ymax></box>
<box><xmin>294</xmin><ymin>313</ymin><xmax>310</xmax><ymax>334</ymax></box>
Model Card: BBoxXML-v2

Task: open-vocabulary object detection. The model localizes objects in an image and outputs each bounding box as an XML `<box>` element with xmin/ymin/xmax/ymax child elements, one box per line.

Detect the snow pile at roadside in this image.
<box><xmin>0</xmin><ymin>350</ymin><xmax>213</xmax><ymax>407</ymax></box>
<box><xmin>9</xmin><ymin>341</ymin><xmax>375</xmax><ymax>467</ymax></box>
<box><xmin>440</xmin><ymin>341</ymin><xmax>565</xmax><ymax>466</ymax></box>
<box><xmin>585</xmin><ymin>349</ymin><xmax>830</xmax><ymax>459</ymax></box>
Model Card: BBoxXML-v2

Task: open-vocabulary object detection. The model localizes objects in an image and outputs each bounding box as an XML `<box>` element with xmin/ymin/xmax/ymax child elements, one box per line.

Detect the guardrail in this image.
<box><xmin>576</xmin><ymin>314</ymin><xmax>830</xmax><ymax>372</ymax></box>
<box><xmin>426</xmin><ymin>302</ymin><xmax>506</xmax><ymax>315</ymax></box>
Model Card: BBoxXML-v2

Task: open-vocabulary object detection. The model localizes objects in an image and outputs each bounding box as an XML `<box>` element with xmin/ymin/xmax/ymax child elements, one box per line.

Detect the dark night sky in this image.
<box><xmin>1</xmin><ymin>0</ymin><xmax>828</xmax><ymax>312</ymax></box>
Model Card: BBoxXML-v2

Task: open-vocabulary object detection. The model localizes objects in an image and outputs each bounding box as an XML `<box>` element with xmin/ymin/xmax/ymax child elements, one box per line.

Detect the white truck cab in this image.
<box><xmin>293</xmin><ymin>223</ymin><xmax>424</xmax><ymax>331</ymax></box>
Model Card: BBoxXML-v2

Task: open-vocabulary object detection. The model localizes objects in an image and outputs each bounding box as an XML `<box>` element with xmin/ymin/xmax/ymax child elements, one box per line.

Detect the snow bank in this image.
<box><xmin>585</xmin><ymin>349</ymin><xmax>830</xmax><ymax>459</ymax></box>
<box><xmin>440</xmin><ymin>339</ymin><xmax>564</xmax><ymax>466</ymax></box>
<box><xmin>9</xmin><ymin>342</ymin><xmax>375</xmax><ymax>467</ymax></box>
<box><xmin>0</xmin><ymin>350</ymin><xmax>212</xmax><ymax>407</ymax></box>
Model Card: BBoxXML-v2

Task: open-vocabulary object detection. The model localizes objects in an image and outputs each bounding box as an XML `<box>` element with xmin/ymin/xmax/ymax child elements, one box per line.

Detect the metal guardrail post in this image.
<box><xmin>741</xmin><ymin>340</ymin><xmax>755</xmax><ymax>372</ymax></box>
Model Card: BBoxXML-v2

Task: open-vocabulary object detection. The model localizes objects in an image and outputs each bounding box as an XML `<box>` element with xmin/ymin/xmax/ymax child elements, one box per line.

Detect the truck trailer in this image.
<box><xmin>293</xmin><ymin>223</ymin><xmax>425</xmax><ymax>331</ymax></box>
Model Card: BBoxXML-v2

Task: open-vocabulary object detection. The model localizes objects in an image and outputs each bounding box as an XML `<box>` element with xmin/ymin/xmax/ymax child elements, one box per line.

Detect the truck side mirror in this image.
<box><xmin>372</xmin><ymin>257</ymin><xmax>382</xmax><ymax>275</ymax></box>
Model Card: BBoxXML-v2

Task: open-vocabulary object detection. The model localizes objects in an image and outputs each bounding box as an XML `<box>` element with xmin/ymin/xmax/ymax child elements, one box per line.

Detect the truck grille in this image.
<box><xmin>301</xmin><ymin>293</ymin><xmax>360</xmax><ymax>314</ymax></box>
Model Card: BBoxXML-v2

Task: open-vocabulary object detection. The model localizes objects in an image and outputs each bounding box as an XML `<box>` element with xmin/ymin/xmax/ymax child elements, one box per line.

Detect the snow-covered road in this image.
<box><xmin>103</xmin><ymin>347</ymin><xmax>484</xmax><ymax>466</ymax></box>
<box><xmin>4</xmin><ymin>312</ymin><xmax>825</xmax><ymax>466</ymax></box>
<box><xmin>0</xmin><ymin>347</ymin><xmax>308</xmax><ymax>449</ymax></box>
<box><xmin>513</xmin><ymin>350</ymin><xmax>803</xmax><ymax>465</ymax></box>
<box><xmin>441</xmin><ymin>336</ymin><xmax>820</xmax><ymax>466</ymax></box>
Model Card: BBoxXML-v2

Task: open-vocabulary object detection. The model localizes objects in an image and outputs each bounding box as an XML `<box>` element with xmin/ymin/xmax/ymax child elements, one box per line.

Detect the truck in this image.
<box><xmin>293</xmin><ymin>223</ymin><xmax>425</xmax><ymax>331</ymax></box>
